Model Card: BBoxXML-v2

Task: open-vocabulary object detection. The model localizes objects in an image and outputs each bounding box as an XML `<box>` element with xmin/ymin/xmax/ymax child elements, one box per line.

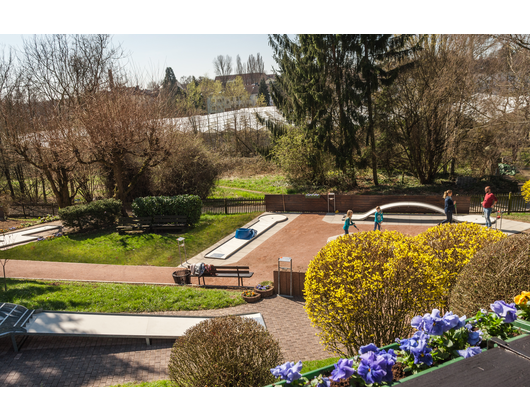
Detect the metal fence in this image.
<box><xmin>469</xmin><ymin>193</ymin><xmax>529</xmax><ymax>213</ymax></box>
<box><xmin>7</xmin><ymin>203</ymin><xmax>59</xmax><ymax>218</ymax></box>
<box><xmin>202</xmin><ymin>198</ymin><xmax>266</xmax><ymax>214</ymax></box>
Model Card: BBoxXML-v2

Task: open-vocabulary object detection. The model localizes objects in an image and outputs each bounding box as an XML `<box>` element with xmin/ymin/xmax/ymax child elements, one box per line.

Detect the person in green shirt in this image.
<box><xmin>374</xmin><ymin>206</ymin><xmax>383</xmax><ymax>231</ymax></box>
<box><xmin>343</xmin><ymin>210</ymin><xmax>359</xmax><ymax>235</ymax></box>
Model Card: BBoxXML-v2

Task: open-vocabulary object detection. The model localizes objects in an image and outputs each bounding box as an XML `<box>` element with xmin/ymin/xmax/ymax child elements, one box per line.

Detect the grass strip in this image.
<box><xmin>0</xmin><ymin>279</ymin><xmax>245</xmax><ymax>312</ymax></box>
<box><xmin>1</xmin><ymin>212</ymin><xmax>261</xmax><ymax>266</ymax></box>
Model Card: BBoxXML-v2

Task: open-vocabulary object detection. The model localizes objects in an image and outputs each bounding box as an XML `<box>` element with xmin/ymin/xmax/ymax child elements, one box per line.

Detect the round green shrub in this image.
<box><xmin>449</xmin><ymin>233</ymin><xmax>530</xmax><ymax>316</ymax></box>
<box><xmin>168</xmin><ymin>316</ymin><xmax>282</xmax><ymax>387</ymax></box>
<box><xmin>132</xmin><ymin>195</ymin><xmax>202</xmax><ymax>225</ymax></box>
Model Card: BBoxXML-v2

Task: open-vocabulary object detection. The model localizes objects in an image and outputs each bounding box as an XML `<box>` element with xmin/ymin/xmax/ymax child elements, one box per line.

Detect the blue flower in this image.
<box><xmin>467</xmin><ymin>330</ymin><xmax>482</xmax><ymax>346</ymax></box>
<box><xmin>490</xmin><ymin>301</ymin><xmax>517</xmax><ymax>323</ymax></box>
<box><xmin>359</xmin><ymin>343</ymin><xmax>379</xmax><ymax>354</ymax></box>
<box><xmin>377</xmin><ymin>349</ymin><xmax>397</xmax><ymax>382</ymax></box>
<box><xmin>457</xmin><ymin>347</ymin><xmax>482</xmax><ymax>359</ymax></box>
<box><xmin>411</xmin><ymin>309</ymin><xmax>446</xmax><ymax>335</ymax></box>
<box><xmin>409</xmin><ymin>335</ymin><xmax>433</xmax><ymax>366</ymax></box>
<box><xmin>317</xmin><ymin>377</ymin><xmax>331</xmax><ymax>387</ymax></box>
<box><xmin>356</xmin><ymin>352</ymin><xmax>387</xmax><ymax>385</ymax></box>
<box><xmin>396</xmin><ymin>331</ymin><xmax>430</xmax><ymax>353</ymax></box>
<box><xmin>270</xmin><ymin>360</ymin><xmax>303</xmax><ymax>384</ymax></box>
<box><xmin>455</xmin><ymin>315</ymin><xmax>467</xmax><ymax>330</ymax></box>
<box><xmin>330</xmin><ymin>358</ymin><xmax>355</xmax><ymax>382</ymax></box>
<box><xmin>442</xmin><ymin>312</ymin><xmax>461</xmax><ymax>332</ymax></box>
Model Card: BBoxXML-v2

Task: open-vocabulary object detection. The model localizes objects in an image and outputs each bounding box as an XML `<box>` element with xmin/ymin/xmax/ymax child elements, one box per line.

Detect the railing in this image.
<box><xmin>469</xmin><ymin>193</ymin><xmax>529</xmax><ymax>213</ymax></box>
<box><xmin>202</xmin><ymin>198</ymin><xmax>265</xmax><ymax>214</ymax></box>
<box><xmin>7</xmin><ymin>203</ymin><xmax>59</xmax><ymax>218</ymax></box>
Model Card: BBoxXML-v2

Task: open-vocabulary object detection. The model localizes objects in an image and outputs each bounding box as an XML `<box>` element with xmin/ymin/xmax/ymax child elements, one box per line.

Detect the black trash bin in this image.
<box><xmin>172</xmin><ymin>268</ymin><xmax>191</xmax><ymax>285</ymax></box>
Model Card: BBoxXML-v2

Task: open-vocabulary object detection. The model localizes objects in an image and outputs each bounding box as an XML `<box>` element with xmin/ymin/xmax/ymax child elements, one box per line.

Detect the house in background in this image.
<box><xmin>207</xmin><ymin>73</ymin><xmax>274</xmax><ymax>114</ymax></box>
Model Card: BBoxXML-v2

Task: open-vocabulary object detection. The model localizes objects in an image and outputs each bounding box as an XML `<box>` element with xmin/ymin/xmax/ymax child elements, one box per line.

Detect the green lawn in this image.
<box><xmin>1</xmin><ymin>212</ymin><xmax>261</xmax><ymax>266</ymax></box>
<box><xmin>502</xmin><ymin>212</ymin><xmax>530</xmax><ymax>223</ymax></box>
<box><xmin>216</xmin><ymin>175</ymin><xmax>291</xmax><ymax>195</ymax></box>
<box><xmin>0</xmin><ymin>279</ymin><xmax>244</xmax><ymax>312</ymax></box>
<box><xmin>208</xmin><ymin>186</ymin><xmax>265</xmax><ymax>199</ymax></box>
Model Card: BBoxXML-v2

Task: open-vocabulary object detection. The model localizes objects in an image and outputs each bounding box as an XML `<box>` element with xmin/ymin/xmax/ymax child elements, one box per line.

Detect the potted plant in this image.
<box><xmin>255</xmin><ymin>281</ymin><xmax>274</xmax><ymax>298</ymax></box>
<box><xmin>266</xmin><ymin>299</ymin><xmax>529</xmax><ymax>387</ymax></box>
<box><xmin>242</xmin><ymin>289</ymin><xmax>261</xmax><ymax>303</ymax></box>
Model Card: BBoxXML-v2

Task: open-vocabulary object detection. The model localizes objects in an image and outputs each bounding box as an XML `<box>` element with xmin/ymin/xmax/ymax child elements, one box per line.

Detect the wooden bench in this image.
<box><xmin>117</xmin><ymin>216</ymin><xmax>153</xmax><ymax>235</ymax></box>
<box><xmin>152</xmin><ymin>215</ymin><xmax>187</xmax><ymax>233</ymax></box>
<box><xmin>192</xmin><ymin>266</ymin><xmax>254</xmax><ymax>287</ymax></box>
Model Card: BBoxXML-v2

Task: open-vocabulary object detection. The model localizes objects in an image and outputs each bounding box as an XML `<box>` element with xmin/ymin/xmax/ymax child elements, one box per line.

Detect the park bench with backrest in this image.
<box><xmin>117</xmin><ymin>215</ymin><xmax>188</xmax><ymax>234</ymax></box>
<box><xmin>117</xmin><ymin>216</ymin><xmax>153</xmax><ymax>235</ymax></box>
<box><xmin>151</xmin><ymin>215</ymin><xmax>188</xmax><ymax>233</ymax></box>
<box><xmin>192</xmin><ymin>265</ymin><xmax>254</xmax><ymax>287</ymax></box>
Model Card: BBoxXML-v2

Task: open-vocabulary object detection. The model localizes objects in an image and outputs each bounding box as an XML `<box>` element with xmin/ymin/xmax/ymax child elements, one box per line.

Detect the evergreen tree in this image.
<box><xmin>258</xmin><ymin>78</ymin><xmax>270</xmax><ymax>106</ymax></box>
<box><xmin>162</xmin><ymin>67</ymin><xmax>177</xmax><ymax>90</ymax></box>
<box><xmin>356</xmin><ymin>35</ymin><xmax>418</xmax><ymax>185</ymax></box>
<box><xmin>268</xmin><ymin>34</ymin><xmax>362</xmax><ymax>183</ymax></box>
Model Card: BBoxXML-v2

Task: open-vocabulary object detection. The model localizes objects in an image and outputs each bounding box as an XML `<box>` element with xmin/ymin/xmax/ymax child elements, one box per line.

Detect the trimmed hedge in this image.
<box><xmin>58</xmin><ymin>199</ymin><xmax>122</xmax><ymax>230</ymax></box>
<box><xmin>132</xmin><ymin>195</ymin><xmax>202</xmax><ymax>226</ymax></box>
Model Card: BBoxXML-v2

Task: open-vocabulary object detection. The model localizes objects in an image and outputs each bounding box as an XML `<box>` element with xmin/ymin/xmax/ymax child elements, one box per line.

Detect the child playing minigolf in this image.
<box><xmin>374</xmin><ymin>206</ymin><xmax>384</xmax><ymax>231</ymax></box>
<box><xmin>343</xmin><ymin>210</ymin><xmax>359</xmax><ymax>235</ymax></box>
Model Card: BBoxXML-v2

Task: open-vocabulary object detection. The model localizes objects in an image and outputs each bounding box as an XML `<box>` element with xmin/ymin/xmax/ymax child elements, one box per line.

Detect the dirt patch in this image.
<box><xmin>0</xmin><ymin>217</ymin><xmax>38</xmax><ymax>230</ymax></box>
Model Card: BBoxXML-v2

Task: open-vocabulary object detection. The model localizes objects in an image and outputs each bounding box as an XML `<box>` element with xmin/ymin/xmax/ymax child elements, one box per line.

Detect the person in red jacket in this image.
<box><xmin>482</xmin><ymin>186</ymin><xmax>498</xmax><ymax>228</ymax></box>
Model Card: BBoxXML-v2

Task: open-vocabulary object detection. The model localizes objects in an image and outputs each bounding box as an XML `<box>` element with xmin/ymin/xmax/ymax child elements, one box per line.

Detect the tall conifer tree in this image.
<box><xmin>357</xmin><ymin>35</ymin><xmax>418</xmax><ymax>185</ymax></box>
<box><xmin>269</xmin><ymin>34</ymin><xmax>362</xmax><ymax>182</ymax></box>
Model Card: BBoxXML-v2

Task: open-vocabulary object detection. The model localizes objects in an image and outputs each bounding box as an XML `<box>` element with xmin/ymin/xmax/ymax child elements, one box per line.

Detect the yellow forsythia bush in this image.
<box><xmin>415</xmin><ymin>222</ymin><xmax>506</xmax><ymax>306</ymax></box>
<box><xmin>304</xmin><ymin>231</ymin><xmax>447</xmax><ymax>358</ymax></box>
<box><xmin>522</xmin><ymin>180</ymin><xmax>530</xmax><ymax>203</ymax></box>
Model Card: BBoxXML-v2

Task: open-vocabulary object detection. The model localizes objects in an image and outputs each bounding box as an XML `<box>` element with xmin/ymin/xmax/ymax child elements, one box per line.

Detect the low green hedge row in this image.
<box><xmin>58</xmin><ymin>199</ymin><xmax>123</xmax><ymax>230</ymax></box>
<box><xmin>132</xmin><ymin>195</ymin><xmax>202</xmax><ymax>226</ymax></box>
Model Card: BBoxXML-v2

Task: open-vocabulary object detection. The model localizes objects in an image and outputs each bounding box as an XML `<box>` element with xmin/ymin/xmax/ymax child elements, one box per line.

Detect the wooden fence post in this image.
<box><xmin>508</xmin><ymin>192</ymin><xmax>512</xmax><ymax>215</ymax></box>
<box><xmin>224</xmin><ymin>198</ymin><xmax>228</xmax><ymax>215</ymax></box>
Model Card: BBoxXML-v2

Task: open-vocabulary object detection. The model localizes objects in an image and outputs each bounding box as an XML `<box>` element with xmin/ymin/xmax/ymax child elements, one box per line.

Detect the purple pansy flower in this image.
<box><xmin>330</xmin><ymin>358</ymin><xmax>355</xmax><ymax>382</ymax></box>
<box><xmin>442</xmin><ymin>312</ymin><xmax>461</xmax><ymax>332</ymax></box>
<box><xmin>408</xmin><ymin>334</ymin><xmax>433</xmax><ymax>366</ymax></box>
<box><xmin>270</xmin><ymin>360</ymin><xmax>303</xmax><ymax>384</ymax></box>
<box><xmin>359</xmin><ymin>343</ymin><xmax>379</xmax><ymax>354</ymax></box>
<box><xmin>356</xmin><ymin>352</ymin><xmax>387</xmax><ymax>385</ymax></box>
<box><xmin>377</xmin><ymin>348</ymin><xmax>397</xmax><ymax>382</ymax></box>
<box><xmin>317</xmin><ymin>377</ymin><xmax>331</xmax><ymax>387</ymax></box>
<box><xmin>457</xmin><ymin>347</ymin><xmax>482</xmax><ymax>359</ymax></box>
<box><xmin>490</xmin><ymin>301</ymin><xmax>517</xmax><ymax>323</ymax></box>
<box><xmin>455</xmin><ymin>315</ymin><xmax>467</xmax><ymax>330</ymax></box>
<box><xmin>467</xmin><ymin>329</ymin><xmax>482</xmax><ymax>346</ymax></box>
<box><xmin>411</xmin><ymin>309</ymin><xmax>446</xmax><ymax>335</ymax></box>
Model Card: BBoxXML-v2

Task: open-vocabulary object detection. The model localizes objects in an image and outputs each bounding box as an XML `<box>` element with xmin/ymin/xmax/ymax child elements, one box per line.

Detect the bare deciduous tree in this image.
<box><xmin>213</xmin><ymin>54</ymin><xmax>233</xmax><ymax>77</ymax></box>
<box><xmin>74</xmin><ymin>86</ymin><xmax>174</xmax><ymax>206</ymax></box>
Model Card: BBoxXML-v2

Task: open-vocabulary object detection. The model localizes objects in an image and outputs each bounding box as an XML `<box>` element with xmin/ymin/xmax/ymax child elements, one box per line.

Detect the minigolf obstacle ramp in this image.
<box><xmin>205</xmin><ymin>214</ymin><xmax>287</xmax><ymax>260</ymax></box>
<box><xmin>1</xmin><ymin>302</ymin><xmax>266</xmax><ymax>352</ymax></box>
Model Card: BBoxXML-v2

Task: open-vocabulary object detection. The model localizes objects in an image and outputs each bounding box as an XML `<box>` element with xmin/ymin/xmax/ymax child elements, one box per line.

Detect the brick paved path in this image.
<box><xmin>0</xmin><ymin>295</ymin><xmax>334</xmax><ymax>387</ymax></box>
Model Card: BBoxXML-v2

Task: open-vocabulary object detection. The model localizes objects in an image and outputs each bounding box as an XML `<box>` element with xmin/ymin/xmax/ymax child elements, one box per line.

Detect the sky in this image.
<box><xmin>0</xmin><ymin>34</ymin><xmax>280</xmax><ymax>85</ymax></box>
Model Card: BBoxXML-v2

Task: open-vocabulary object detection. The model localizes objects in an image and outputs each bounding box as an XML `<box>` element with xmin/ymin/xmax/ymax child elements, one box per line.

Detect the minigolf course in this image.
<box><xmin>205</xmin><ymin>214</ymin><xmax>287</xmax><ymax>260</ymax></box>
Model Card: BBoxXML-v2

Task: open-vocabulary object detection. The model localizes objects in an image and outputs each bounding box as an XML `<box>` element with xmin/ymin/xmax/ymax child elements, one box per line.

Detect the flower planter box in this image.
<box><xmin>266</xmin><ymin>327</ymin><xmax>530</xmax><ymax>387</ymax></box>
<box><xmin>254</xmin><ymin>286</ymin><xmax>274</xmax><ymax>298</ymax></box>
<box><xmin>242</xmin><ymin>293</ymin><xmax>261</xmax><ymax>303</ymax></box>
<box><xmin>514</xmin><ymin>318</ymin><xmax>530</xmax><ymax>332</ymax></box>
<box><xmin>392</xmin><ymin>332</ymin><xmax>530</xmax><ymax>387</ymax></box>
<box><xmin>265</xmin><ymin>342</ymin><xmax>399</xmax><ymax>387</ymax></box>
